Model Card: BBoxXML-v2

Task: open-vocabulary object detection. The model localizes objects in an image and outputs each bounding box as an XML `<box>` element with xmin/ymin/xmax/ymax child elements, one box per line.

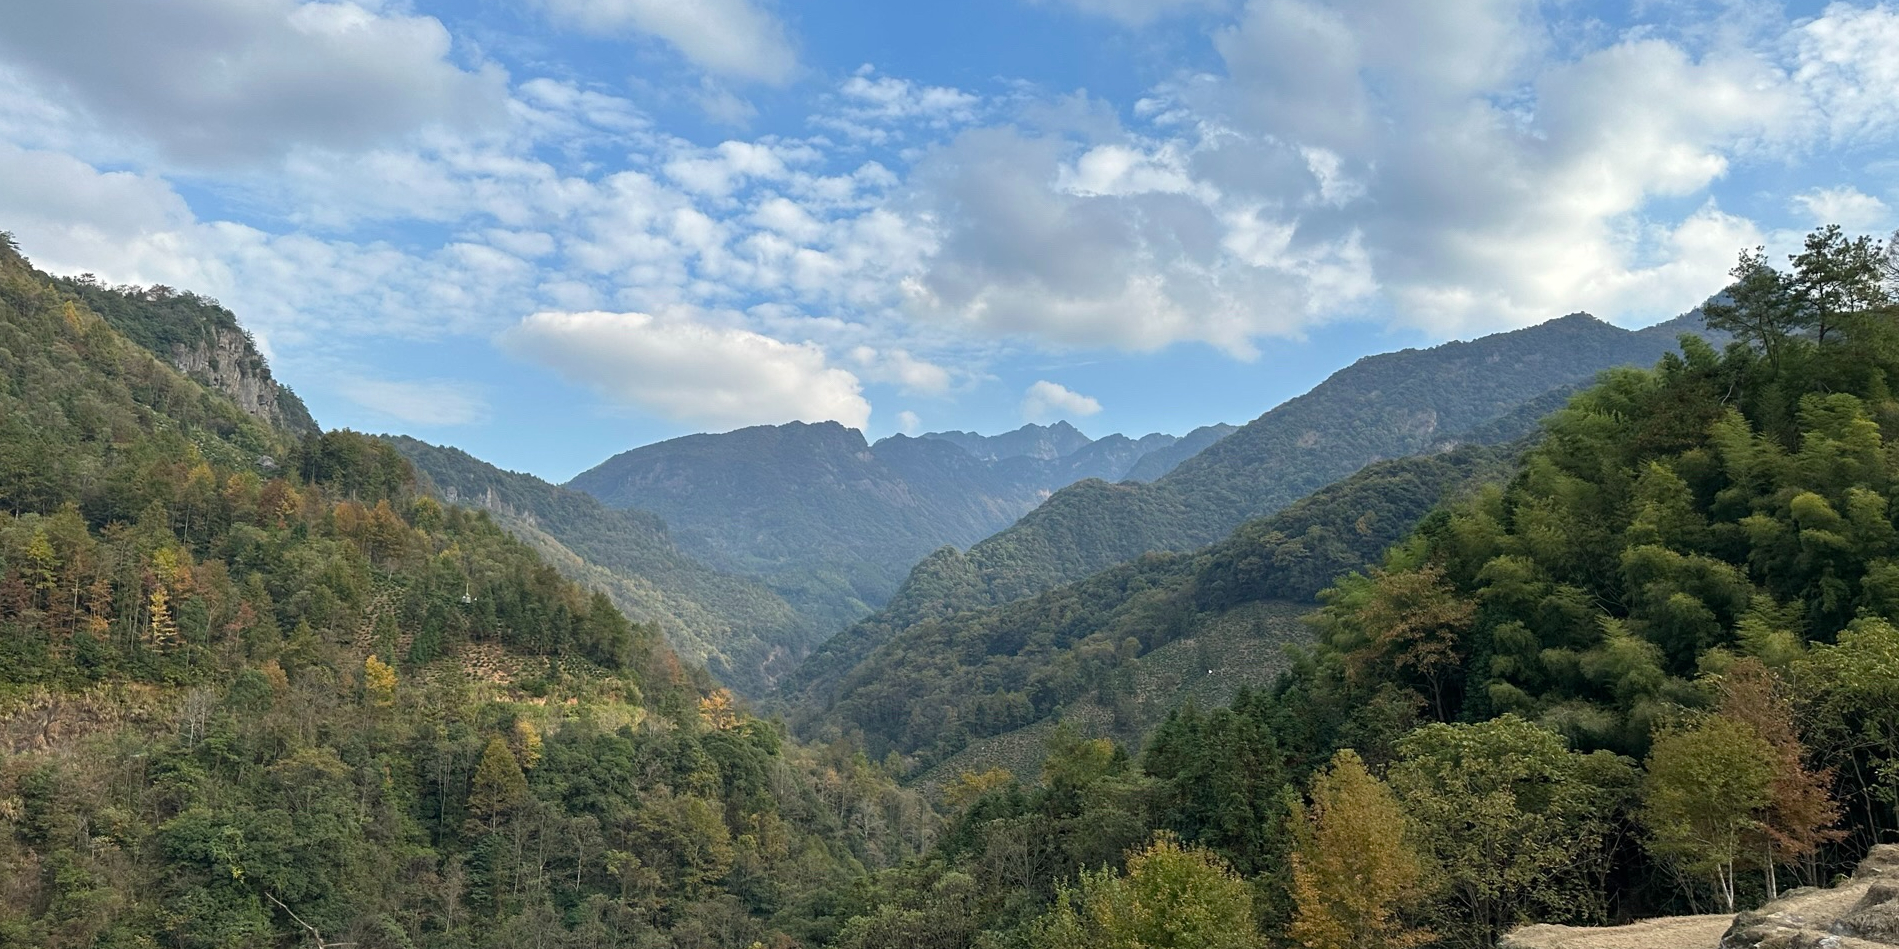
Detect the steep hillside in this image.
<box><xmin>858</xmin><ymin>313</ymin><xmax>1714</xmax><ymax>635</ymax></box>
<box><xmin>0</xmin><ymin>235</ymin><xmax>930</xmax><ymax>947</ymax></box>
<box><xmin>386</xmin><ymin>436</ymin><xmax>819</xmax><ymax>696</ymax></box>
<box><xmin>1122</xmin><ymin>422</ymin><xmax>1239</xmax><ymax>482</ymax></box>
<box><xmin>784</xmin><ymin>442</ymin><xmax>1515</xmax><ymax>764</ymax></box>
<box><xmin>53</xmin><ymin>272</ymin><xmax>317</xmax><ymax>435</ymax></box>
<box><xmin>566</xmin><ymin>418</ymin><xmax>1215</xmax><ymax>626</ymax></box>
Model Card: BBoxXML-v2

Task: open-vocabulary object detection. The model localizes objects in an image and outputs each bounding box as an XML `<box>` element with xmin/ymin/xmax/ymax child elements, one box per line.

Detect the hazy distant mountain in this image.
<box><xmin>1122</xmin><ymin>423</ymin><xmax>1238</xmax><ymax>482</ymax></box>
<box><xmin>921</xmin><ymin>421</ymin><xmax>1096</xmax><ymax>461</ymax></box>
<box><xmin>565</xmin><ymin>418</ymin><xmax>1213</xmax><ymax>631</ymax></box>
<box><xmin>779</xmin><ymin>311</ymin><xmax>1718</xmax><ymax>705</ymax></box>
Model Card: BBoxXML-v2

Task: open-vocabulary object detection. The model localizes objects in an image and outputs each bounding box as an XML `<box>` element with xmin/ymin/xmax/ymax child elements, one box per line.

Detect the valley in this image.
<box><xmin>6</xmin><ymin>223</ymin><xmax>1899</xmax><ymax>949</ymax></box>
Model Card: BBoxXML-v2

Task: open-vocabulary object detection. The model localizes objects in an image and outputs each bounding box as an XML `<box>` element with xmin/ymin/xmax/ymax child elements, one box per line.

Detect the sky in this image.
<box><xmin>0</xmin><ymin>0</ymin><xmax>1894</xmax><ymax>481</ymax></box>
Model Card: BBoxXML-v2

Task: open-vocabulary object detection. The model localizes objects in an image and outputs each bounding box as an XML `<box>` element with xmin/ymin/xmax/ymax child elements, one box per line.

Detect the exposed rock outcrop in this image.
<box><xmin>1502</xmin><ymin>846</ymin><xmax>1899</xmax><ymax>949</ymax></box>
<box><xmin>170</xmin><ymin>326</ymin><xmax>318</xmax><ymax>435</ymax></box>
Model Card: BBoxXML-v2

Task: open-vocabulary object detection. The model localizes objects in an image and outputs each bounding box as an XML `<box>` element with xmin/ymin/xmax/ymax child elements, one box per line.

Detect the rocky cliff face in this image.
<box><xmin>169</xmin><ymin>327</ymin><xmax>317</xmax><ymax>435</ymax></box>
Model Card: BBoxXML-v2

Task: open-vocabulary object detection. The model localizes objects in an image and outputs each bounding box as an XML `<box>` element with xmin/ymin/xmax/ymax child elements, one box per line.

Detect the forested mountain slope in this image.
<box><xmin>0</xmin><ymin>234</ymin><xmax>931</xmax><ymax>948</ymax></box>
<box><xmin>786</xmin><ymin>442</ymin><xmax>1516</xmax><ymax>765</ymax></box>
<box><xmin>836</xmin><ymin>312</ymin><xmax>1716</xmax><ymax>653</ymax></box>
<box><xmin>566</xmin><ymin>418</ymin><xmax>1216</xmax><ymax>629</ymax></box>
<box><xmin>386</xmin><ymin>436</ymin><xmax>820</xmax><ymax>697</ymax></box>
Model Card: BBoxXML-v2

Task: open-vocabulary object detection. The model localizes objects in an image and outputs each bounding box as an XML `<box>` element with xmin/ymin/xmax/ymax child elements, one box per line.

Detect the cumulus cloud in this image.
<box><xmin>891</xmin><ymin>0</ymin><xmax>1809</xmax><ymax>345</ymax></box>
<box><xmin>1021</xmin><ymin>380</ymin><xmax>1102</xmax><ymax>422</ymax></box>
<box><xmin>344</xmin><ymin>378</ymin><xmax>489</xmax><ymax>426</ymax></box>
<box><xmin>1793</xmin><ymin>186</ymin><xmax>1892</xmax><ymax>230</ymax></box>
<box><xmin>0</xmin><ymin>0</ymin><xmax>508</xmax><ymax>164</ymax></box>
<box><xmin>899</xmin><ymin>125</ymin><xmax>1371</xmax><ymax>355</ymax></box>
<box><xmin>848</xmin><ymin>346</ymin><xmax>954</xmax><ymax>395</ymax></box>
<box><xmin>502</xmin><ymin>309</ymin><xmax>872</xmax><ymax>430</ymax></box>
<box><xmin>540</xmin><ymin>0</ymin><xmax>798</xmax><ymax>85</ymax></box>
<box><xmin>896</xmin><ymin>410</ymin><xmax>923</xmax><ymax>435</ymax></box>
<box><xmin>0</xmin><ymin>142</ymin><xmax>546</xmax><ymax>352</ymax></box>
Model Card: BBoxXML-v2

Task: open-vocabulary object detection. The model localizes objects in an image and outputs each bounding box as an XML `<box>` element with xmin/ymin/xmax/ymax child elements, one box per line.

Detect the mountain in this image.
<box><xmin>385</xmin><ymin>436</ymin><xmax>818</xmax><ymax>696</ymax></box>
<box><xmin>53</xmin><ymin>272</ymin><xmax>317</xmax><ymax>435</ymax></box>
<box><xmin>565</xmin><ymin>417</ymin><xmax>1218</xmax><ymax>629</ymax></box>
<box><xmin>0</xmin><ymin>233</ymin><xmax>927</xmax><ymax>947</ymax></box>
<box><xmin>821</xmin><ymin>312</ymin><xmax>1717</xmax><ymax>650</ymax></box>
<box><xmin>922</xmin><ymin>421</ymin><xmax>1096</xmax><ymax>461</ymax></box>
<box><xmin>1122</xmin><ymin>422</ymin><xmax>1239</xmax><ymax>482</ymax></box>
<box><xmin>784</xmin><ymin>441</ymin><xmax>1517</xmax><ymax>764</ymax></box>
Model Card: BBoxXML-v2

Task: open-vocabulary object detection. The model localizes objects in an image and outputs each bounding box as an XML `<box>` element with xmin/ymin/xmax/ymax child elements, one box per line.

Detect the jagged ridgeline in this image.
<box><xmin>0</xmin><ymin>235</ymin><xmax>930</xmax><ymax>947</ymax></box>
<box><xmin>563</xmin><ymin>419</ymin><xmax>1239</xmax><ymax>634</ymax></box>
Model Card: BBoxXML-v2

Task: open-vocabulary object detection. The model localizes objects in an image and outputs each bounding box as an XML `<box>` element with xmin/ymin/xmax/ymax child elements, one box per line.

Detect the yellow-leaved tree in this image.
<box><xmin>1288</xmin><ymin>749</ymin><xmax>1431</xmax><ymax>949</ymax></box>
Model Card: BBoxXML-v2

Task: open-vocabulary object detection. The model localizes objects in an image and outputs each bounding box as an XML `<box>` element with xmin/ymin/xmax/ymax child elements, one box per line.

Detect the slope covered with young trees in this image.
<box><xmin>0</xmin><ymin>234</ymin><xmax>932</xmax><ymax>948</ymax></box>
<box><xmin>782</xmin><ymin>443</ymin><xmax>1515</xmax><ymax>765</ymax></box>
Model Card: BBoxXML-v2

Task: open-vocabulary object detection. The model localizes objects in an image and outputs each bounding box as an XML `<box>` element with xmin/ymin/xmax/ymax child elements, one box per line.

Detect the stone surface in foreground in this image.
<box><xmin>1501</xmin><ymin>845</ymin><xmax>1899</xmax><ymax>949</ymax></box>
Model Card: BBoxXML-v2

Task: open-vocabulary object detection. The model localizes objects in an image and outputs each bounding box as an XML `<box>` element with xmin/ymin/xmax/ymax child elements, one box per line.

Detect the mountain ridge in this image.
<box><xmin>564</xmin><ymin>415</ymin><xmax>1225</xmax><ymax>629</ymax></box>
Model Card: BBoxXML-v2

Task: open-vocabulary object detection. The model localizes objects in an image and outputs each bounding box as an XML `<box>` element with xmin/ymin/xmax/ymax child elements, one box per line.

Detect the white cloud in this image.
<box><xmin>0</xmin><ymin>142</ymin><xmax>546</xmax><ymax>353</ymax></box>
<box><xmin>1793</xmin><ymin>185</ymin><xmax>1892</xmax><ymax>229</ymax></box>
<box><xmin>896</xmin><ymin>410</ymin><xmax>923</xmax><ymax>435</ymax></box>
<box><xmin>1034</xmin><ymin>0</ymin><xmax>1232</xmax><ymax>27</ymax></box>
<box><xmin>502</xmin><ymin>309</ymin><xmax>872</xmax><ymax>430</ymax></box>
<box><xmin>344</xmin><ymin>378</ymin><xmax>489</xmax><ymax>426</ymax></box>
<box><xmin>1791</xmin><ymin>4</ymin><xmax>1899</xmax><ymax>145</ymax></box>
<box><xmin>899</xmin><ymin>126</ymin><xmax>1372</xmax><ymax>355</ymax></box>
<box><xmin>540</xmin><ymin>0</ymin><xmax>797</xmax><ymax>85</ymax></box>
<box><xmin>1021</xmin><ymin>380</ymin><xmax>1102</xmax><ymax>422</ymax></box>
<box><xmin>848</xmin><ymin>346</ymin><xmax>954</xmax><ymax>395</ymax></box>
<box><xmin>0</xmin><ymin>0</ymin><xmax>508</xmax><ymax>164</ymax></box>
<box><xmin>813</xmin><ymin>67</ymin><xmax>983</xmax><ymax>144</ymax></box>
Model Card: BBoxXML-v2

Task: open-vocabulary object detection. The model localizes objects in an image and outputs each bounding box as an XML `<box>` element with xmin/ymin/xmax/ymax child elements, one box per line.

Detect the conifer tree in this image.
<box><xmin>469</xmin><ymin>737</ymin><xmax>528</xmax><ymax>832</ymax></box>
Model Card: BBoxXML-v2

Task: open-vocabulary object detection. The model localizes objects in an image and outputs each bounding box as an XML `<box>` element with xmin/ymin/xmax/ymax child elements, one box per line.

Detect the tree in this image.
<box><xmin>362</xmin><ymin>654</ymin><xmax>397</xmax><ymax>706</ymax></box>
<box><xmin>1288</xmin><ymin>749</ymin><xmax>1429</xmax><ymax>949</ymax></box>
<box><xmin>1641</xmin><ymin>715</ymin><xmax>1774</xmax><ymax>912</ymax></box>
<box><xmin>1715</xmin><ymin>659</ymin><xmax>1841</xmax><ymax>894</ymax></box>
<box><xmin>1389</xmin><ymin>716</ymin><xmax>1636</xmax><ymax>949</ymax></box>
<box><xmin>468</xmin><ymin>738</ymin><xmax>528</xmax><ymax>832</ymax></box>
<box><xmin>1343</xmin><ymin>565</ymin><xmax>1475</xmax><ymax>720</ymax></box>
<box><xmin>1702</xmin><ymin>247</ymin><xmax>1801</xmax><ymax>365</ymax></box>
<box><xmin>1031</xmin><ymin>835</ymin><xmax>1265</xmax><ymax>949</ymax></box>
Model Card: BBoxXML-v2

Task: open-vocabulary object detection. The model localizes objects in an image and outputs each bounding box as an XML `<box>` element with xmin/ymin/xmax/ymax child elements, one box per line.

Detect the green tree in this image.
<box><xmin>468</xmin><ymin>737</ymin><xmax>528</xmax><ymax>832</ymax></box>
<box><xmin>1287</xmin><ymin>750</ymin><xmax>1429</xmax><ymax>949</ymax></box>
<box><xmin>1031</xmin><ymin>835</ymin><xmax>1264</xmax><ymax>949</ymax></box>
<box><xmin>1641</xmin><ymin>716</ymin><xmax>1774</xmax><ymax>912</ymax></box>
<box><xmin>1388</xmin><ymin>715</ymin><xmax>1636</xmax><ymax>949</ymax></box>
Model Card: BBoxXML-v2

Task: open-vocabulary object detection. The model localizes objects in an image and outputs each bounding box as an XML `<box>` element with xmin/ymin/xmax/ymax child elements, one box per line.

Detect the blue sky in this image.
<box><xmin>0</xmin><ymin>0</ymin><xmax>1893</xmax><ymax>481</ymax></box>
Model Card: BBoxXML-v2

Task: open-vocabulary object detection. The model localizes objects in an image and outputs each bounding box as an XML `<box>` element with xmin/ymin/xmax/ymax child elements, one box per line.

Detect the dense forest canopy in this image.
<box><xmin>0</xmin><ymin>236</ymin><xmax>931</xmax><ymax>948</ymax></box>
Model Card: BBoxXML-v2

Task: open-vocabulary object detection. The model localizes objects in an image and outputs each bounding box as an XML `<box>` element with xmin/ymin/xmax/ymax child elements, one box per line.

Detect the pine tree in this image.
<box><xmin>469</xmin><ymin>737</ymin><xmax>529</xmax><ymax>833</ymax></box>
